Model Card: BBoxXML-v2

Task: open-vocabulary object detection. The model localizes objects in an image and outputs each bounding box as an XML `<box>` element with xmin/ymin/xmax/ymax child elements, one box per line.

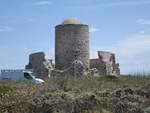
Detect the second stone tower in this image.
<box><xmin>55</xmin><ymin>18</ymin><xmax>89</xmax><ymax>70</ymax></box>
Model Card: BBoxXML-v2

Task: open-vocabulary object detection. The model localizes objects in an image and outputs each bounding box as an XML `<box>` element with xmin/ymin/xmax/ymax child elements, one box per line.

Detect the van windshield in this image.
<box><xmin>24</xmin><ymin>72</ymin><xmax>35</xmax><ymax>80</ymax></box>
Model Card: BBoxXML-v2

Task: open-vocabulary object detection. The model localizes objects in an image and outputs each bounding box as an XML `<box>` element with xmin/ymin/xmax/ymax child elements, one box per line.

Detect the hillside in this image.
<box><xmin>0</xmin><ymin>75</ymin><xmax>150</xmax><ymax>113</ymax></box>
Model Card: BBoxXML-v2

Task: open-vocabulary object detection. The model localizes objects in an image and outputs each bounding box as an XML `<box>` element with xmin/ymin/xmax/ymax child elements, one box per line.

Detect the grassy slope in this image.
<box><xmin>0</xmin><ymin>75</ymin><xmax>150</xmax><ymax>113</ymax></box>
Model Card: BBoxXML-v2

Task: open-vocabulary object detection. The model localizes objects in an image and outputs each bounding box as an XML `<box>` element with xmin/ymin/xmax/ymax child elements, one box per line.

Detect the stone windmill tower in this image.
<box><xmin>55</xmin><ymin>18</ymin><xmax>90</xmax><ymax>70</ymax></box>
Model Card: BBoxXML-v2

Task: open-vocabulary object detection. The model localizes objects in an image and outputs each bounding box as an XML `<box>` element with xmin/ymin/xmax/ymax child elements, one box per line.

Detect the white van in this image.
<box><xmin>0</xmin><ymin>70</ymin><xmax>44</xmax><ymax>84</ymax></box>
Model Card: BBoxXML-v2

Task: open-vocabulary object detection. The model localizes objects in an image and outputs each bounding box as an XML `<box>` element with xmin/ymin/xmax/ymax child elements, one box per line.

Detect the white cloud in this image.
<box><xmin>139</xmin><ymin>30</ymin><xmax>148</xmax><ymax>34</ymax></box>
<box><xmin>89</xmin><ymin>27</ymin><xmax>99</xmax><ymax>33</ymax></box>
<box><xmin>108</xmin><ymin>1</ymin><xmax>150</xmax><ymax>7</ymax></box>
<box><xmin>33</xmin><ymin>1</ymin><xmax>52</xmax><ymax>6</ymax></box>
<box><xmin>91</xmin><ymin>34</ymin><xmax>150</xmax><ymax>56</ymax></box>
<box><xmin>137</xmin><ymin>19</ymin><xmax>150</xmax><ymax>25</ymax></box>
<box><xmin>77</xmin><ymin>1</ymin><xmax>150</xmax><ymax>9</ymax></box>
<box><xmin>115</xmin><ymin>34</ymin><xmax>150</xmax><ymax>56</ymax></box>
<box><xmin>0</xmin><ymin>26</ymin><xmax>13</xmax><ymax>32</ymax></box>
<box><xmin>110</xmin><ymin>34</ymin><xmax>150</xmax><ymax>74</ymax></box>
<box><xmin>139</xmin><ymin>29</ymin><xmax>150</xmax><ymax>34</ymax></box>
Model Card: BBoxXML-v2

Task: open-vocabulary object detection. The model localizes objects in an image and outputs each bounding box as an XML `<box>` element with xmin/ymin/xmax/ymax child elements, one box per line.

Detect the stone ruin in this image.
<box><xmin>25</xmin><ymin>52</ymin><xmax>54</xmax><ymax>78</ymax></box>
<box><xmin>51</xmin><ymin>60</ymin><xmax>85</xmax><ymax>77</ymax></box>
<box><xmin>25</xmin><ymin>18</ymin><xmax>120</xmax><ymax>78</ymax></box>
<box><xmin>90</xmin><ymin>51</ymin><xmax>120</xmax><ymax>76</ymax></box>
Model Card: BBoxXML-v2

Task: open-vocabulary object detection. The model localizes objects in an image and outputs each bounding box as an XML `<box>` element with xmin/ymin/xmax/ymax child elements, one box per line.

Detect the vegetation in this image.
<box><xmin>0</xmin><ymin>75</ymin><xmax>150</xmax><ymax>113</ymax></box>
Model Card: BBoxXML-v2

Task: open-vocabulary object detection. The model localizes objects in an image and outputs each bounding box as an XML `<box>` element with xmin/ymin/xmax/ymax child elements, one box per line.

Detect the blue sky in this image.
<box><xmin>0</xmin><ymin>0</ymin><xmax>150</xmax><ymax>74</ymax></box>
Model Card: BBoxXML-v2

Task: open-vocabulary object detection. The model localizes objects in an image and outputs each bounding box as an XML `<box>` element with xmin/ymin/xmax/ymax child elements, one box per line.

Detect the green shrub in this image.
<box><xmin>0</xmin><ymin>75</ymin><xmax>149</xmax><ymax>113</ymax></box>
<box><xmin>0</xmin><ymin>84</ymin><xmax>30</xmax><ymax>113</ymax></box>
<box><xmin>97</xmin><ymin>75</ymin><xmax>120</xmax><ymax>82</ymax></box>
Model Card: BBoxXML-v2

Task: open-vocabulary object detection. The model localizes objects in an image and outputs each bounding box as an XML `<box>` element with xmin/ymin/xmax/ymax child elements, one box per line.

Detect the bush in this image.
<box><xmin>0</xmin><ymin>84</ymin><xmax>31</xmax><ymax>113</ymax></box>
<box><xmin>0</xmin><ymin>75</ymin><xmax>149</xmax><ymax>113</ymax></box>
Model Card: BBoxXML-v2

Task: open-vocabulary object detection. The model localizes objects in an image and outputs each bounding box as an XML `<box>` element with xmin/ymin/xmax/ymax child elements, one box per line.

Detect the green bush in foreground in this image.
<box><xmin>0</xmin><ymin>75</ymin><xmax>150</xmax><ymax>113</ymax></box>
<box><xmin>0</xmin><ymin>84</ymin><xmax>31</xmax><ymax>113</ymax></box>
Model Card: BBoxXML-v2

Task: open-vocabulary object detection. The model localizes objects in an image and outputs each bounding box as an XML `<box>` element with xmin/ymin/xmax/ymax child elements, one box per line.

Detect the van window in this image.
<box><xmin>24</xmin><ymin>73</ymin><xmax>33</xmax><ymax>80</ymax></box>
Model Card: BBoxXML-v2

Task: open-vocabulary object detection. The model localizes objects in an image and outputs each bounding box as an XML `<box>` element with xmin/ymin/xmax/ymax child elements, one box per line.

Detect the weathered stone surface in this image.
<box><xmin>90</xmin><ymin>59</ymin><xmax>106</xmax><ymax>75</ymax></box>
<box><xmin>113</xmin><ymin>63</ymin><xmax>120</xmax><ymax>75</ymax></box>
<box><xmin>88</xmin><ymin>68</ymin><xmax>99</xmax><ymax>76</ymax></box>
<box><xmin>90</xmin><ymin>51</ymin><xmax>120</xmax><ymax>76</ymax></box>
<box><xmin>25</xmin><ymin>52</ymin><xmax>53</xmax><ymax>78</ymax></box>
<box><xmin>51</xmin><ymin>60</ymin><xmax>85</xmax><ymax>77</ymax></box>
<box><xmin>55</xmin><ymin>20</ymin><xmax>89</xmax><ymax>71</ymax></box>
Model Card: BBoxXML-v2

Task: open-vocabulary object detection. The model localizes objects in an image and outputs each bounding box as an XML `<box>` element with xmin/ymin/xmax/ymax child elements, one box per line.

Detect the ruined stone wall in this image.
<box><xmin>26</xmin><ymin>52</ymin><xmax>53</xmax><ymax>78</ymax></box>
<box><xmin>55</xmin><ymin>24</ymin><xmax>89</xmax><ymax>70</ymax></box>
<box><xmin>26</xmin><ymin>52</ymin><xmax>44</xmax><ymax>69</ymax></box>
<box><xmin>51</xmin><ymin>60</ymin><xmax>85</xmax><ymax>77</ymax></box>
<box><xmin>90</xmin><ymin>59</ymin><xmax>107</xmax><ymax>75</ymax></box>
<box><xmin>90</xmin><ymin>51</ymin><xmax>120</xmax><ymax>75</ymax></box>
<box><xmin>98</xmin><ymin>51</ymin><xmax>116</xmax><ymax>63</ymax></box>
<box><xmin>113</xmin><ymin>63</ymin><xmax>120</xmax><ymax>75</ymax></box>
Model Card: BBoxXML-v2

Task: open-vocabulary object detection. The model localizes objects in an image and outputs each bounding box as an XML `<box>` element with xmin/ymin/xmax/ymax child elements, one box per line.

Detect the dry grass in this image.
<box><xmin>0</xmin><ymin>75</ymin><xmax>150</xmax><ymax>113</ymax></box>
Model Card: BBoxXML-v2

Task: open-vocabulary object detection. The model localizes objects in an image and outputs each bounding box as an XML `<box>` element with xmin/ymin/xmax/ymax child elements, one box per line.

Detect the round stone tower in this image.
<box><xmin>55</xmin><ymin>18</ymin><xmax>89</xmax><ymax>70</ymax></box>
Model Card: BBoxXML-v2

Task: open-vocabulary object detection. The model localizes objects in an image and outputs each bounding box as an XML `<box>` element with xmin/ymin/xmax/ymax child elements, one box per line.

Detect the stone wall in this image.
<box><xmin>90</xmin><ymin>59</ymin><xmax>106</xmax><ymax>75</ymax></box>
<box><xmin>90</xmin><ymin>51</ymin><xmax>120</xmax><ymax>75</ymax></box>
<box><xmin>51</xmin><ymin>60</ymin><xmax>85</xmax><ymax>77</ymax></box>
<box><xmin>25</xmin><ymin>52</ymin><xmax>53</xmax><ymax>78</ymax></box>
<box><xmin>98</xmin><ymin>51</ymin><xmax>116</xmax><ymax>64</ymax></box>
<box><xmin>55</xmin><ymin>24</ymin><xmax>89</xmax><ymax>71</ymax></box>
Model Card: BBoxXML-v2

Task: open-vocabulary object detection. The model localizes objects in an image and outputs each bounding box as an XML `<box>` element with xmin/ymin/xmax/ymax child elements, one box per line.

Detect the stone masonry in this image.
<box><xmin>25</xmin><ymin>18</ymin><xmax>121</xmax><ymax>78</ymax></box>
<box><xmin>55</xmin><ymin>18</ymin><xmax>89</xmax><ymax>71</ymax></box>
<box><xmin>90</xmin><ymin>59</ymin><xmax>106</xmax><ymax>75</ymax></box>
<box><xmin>51</xmin><ymin>60</ymin><xmax>85</xmax><ymax>77</ymax></box>
<box><xmin>25</xmin><ymin>52</ymin><xmax>53</xmax><ymax>78</ymax></box>
<box><xmin>90</xmin><ymin>51</ymin><xmax>120</xmax><ymax>75</ymax></box>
